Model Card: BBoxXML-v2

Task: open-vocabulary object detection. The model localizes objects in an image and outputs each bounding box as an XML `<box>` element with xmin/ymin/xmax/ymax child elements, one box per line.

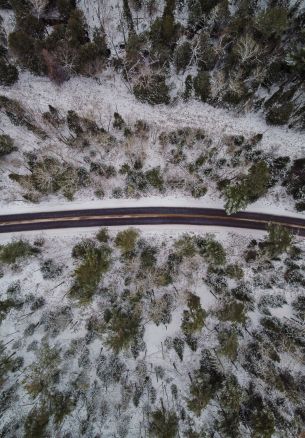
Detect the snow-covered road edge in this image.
<box><xmin>1</xmin><ymin>195</ymin><xmax>305</xmax><ymax>219</ymax></box>
<box><xmin>0</xmin><ymin>224</ymin><xmax>266</xmax><ymax>241</ymax></box>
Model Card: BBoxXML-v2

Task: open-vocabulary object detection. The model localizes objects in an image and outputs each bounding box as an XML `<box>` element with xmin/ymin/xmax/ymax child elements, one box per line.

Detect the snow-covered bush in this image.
<box><xmin>0</xmin><ymin>134</ymin><xmax>16</xmax><ymax>157</ymax></box>
<box><xmin>0</xmin><ymin>60</ymin><xmax>18</xmax><ymax>86</ymax></box>
<box><xmin>133</xmin><ymin>74</ymin><xmax>170</xmax><ymax>105</ymax></box>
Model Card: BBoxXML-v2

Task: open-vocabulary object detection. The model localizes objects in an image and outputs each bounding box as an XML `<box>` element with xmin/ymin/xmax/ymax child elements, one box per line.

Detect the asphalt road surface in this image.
<box><xmin>0</xmin><ymin>207</ymin><xmax>305</xmax><ymax>236</ymax></box>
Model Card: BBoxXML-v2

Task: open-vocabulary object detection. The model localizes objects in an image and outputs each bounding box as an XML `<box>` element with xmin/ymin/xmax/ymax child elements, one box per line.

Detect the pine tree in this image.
<box><xmin>193</xmin><ymin>71</ymin><xmax>211</xmax><ymax>102</ymax></box>
<box><xmin>174</xmin><ymin>41</ymin><xmax>192</xmax><ymax>73</ymax></box>
<box><xmin>0</xmin><ymin>134</ymin><xmax>16</xmax><ymax>157</ymax></box>
<box><xmin>149</xmin><ymin>408</ymin><xmax>179</xmax><ymax>438</ymax></box>
<box><xmin>263</xmin><ymin>223</ymin><xmax>293</xmax><ymax>258</ymax></box>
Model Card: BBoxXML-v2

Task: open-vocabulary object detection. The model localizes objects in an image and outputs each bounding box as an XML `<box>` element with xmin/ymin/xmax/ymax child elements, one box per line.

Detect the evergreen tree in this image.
<box><xmin>224</xmin><ymin>182</ymin><xmax>248</xmax><ymax>215</ymax></box>
<box><xmin>262</xmin><ymin>223</ymin><xmax>293</xmax><ymax>258</ymax></box>
<box><xmin>123</xmin><ymin>0</ymin><xmax>135</xmax><ymax>34</ymax></box>
<box><xmin>251</xmin><ymin>408</ymin><xmax>275</xmax><ymax>438</ymax></box>
<box><xmin>0</xmin><ymin>135</ymin><xmax>16</xmax><ymax>157</ymax></box>
<box><xmin>173</xmin><ymin>337</ymin><xmax>184</xmax><ymax>361</ymax></box>
<box><xmin>9</xmin><ymin>31</ymin><xmax>44</xmax><ymax>74</ymax></box>
<box><xmin>218</xmin><ymin>327</ymin><xmax>238</xmax><ymax>361</ymax></box>
<box><xmin>0</xmin><ymin>60</ymin><xmax>19</xmax><ymax>86</ymax></box>
<box><xmin>224</xmin><ymin>161</ymin><xmax>270</xmax><ymax>214</ymax></box>
<box><xmin>181</xmin><ymin>292</ymin><xmax>206</xmax><ymax>335</ymax></box>
<box><xmin>66</xmin><ymin>9</ymin><xmax>89</xmax><ymax>48</ymax></box>
<box><xmin>115</xmin><ymin>228</ymin><xmax>138</xmax><ymax>254</ymax></box>
<box><xmin>247</xmin><ymin>161</ymin><xmax>270</xmax><ymax>202</ymax></box>
<box><xmin>183</xmin><ymin>74</ymin><xmax>193</xmax><ymax>100</ymax></box>
<box><xmin>193</xmin><ymin>71</ymin><xmax>211</xmax><ymax>102</ymax></box>
<box><xmin>133</xmin><ymin>74</ymin><xmax>170</xmax><ymax>105</ymax></box>
<box><xmin>174</xmin><ymin>41</ymin><xmax>192</xmax><ymax>73</ymax></box>
<box><xmin>149</xmin><ymin>408</ymin><xmax>179</xmax><ymax>438</ymax></box>
<box><xmin>256</xmin><ymin>7</ymin><xmax>288</xmax><ymax>40</ymax></box>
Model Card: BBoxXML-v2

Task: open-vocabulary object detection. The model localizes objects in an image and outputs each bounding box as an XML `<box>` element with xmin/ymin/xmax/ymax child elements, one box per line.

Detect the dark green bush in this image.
<box><xmin>188</xmin><ymin>349</ymin><xmax>224</xmax><ymax>415</ymax></box>
<box><xmin>175</xmin><ymin>234</ymin><xmax>197</xmax><ymax>258</ymax></box>
<box><xmin>57</xmin><ymin>0</ymin><xmax>76</xmax><ymax>19</ymax></box>
<box><xmin>261</xmin><ymin>224</ymin><xmax>293</xmax><ymax>259</ymax></box>
<box><xmin>10</xmin><ymin>0</ymin><xmax>32</xmax><ymax>14</ymax></box>
<box><xmin>11</xmin><ymin>154</ymin><xmax>85</xmax><ymax>200</ymax></box>
<box><xmin>292</xmin><ymin>295</ymin><xmax>305</xmax><ymax>321</ymax></box>
<box><xmin>40</xmin><ymin>259</ymin><xmax>63</xmax><ymax>280</ymax></box>
<box><xmin>0</xmin><ymin>134</ymin><xmax>16</xmax><ymax>157</ymax></box>
<box><xmin>150</xmin><ymin>0</ymin><xmax>179</xmax><ymax>48</ymax></box>
<box><xmin>96</xmin><ymin>228</ymin><xmax>109</xmax><ymax>243</ymax></box>
<box><xmin>106</xmin><ymin>306</ymin><xmax>142</xmax><ymax>352</ymax></box>
<box><xmin>67</xmin><ymin>110</ymin><xmax>83</xmax><ymax>135</ymax></box>
<box><xmin>193</xmin><ymin>71</ymin><xmax>211</xmax><ymax>102</ymax></box>
<box><xmin>224</xmin><ymin>161</ymin><xmax>270</xmax><ymax>214</ymax></box>
<box><xmin>183</xmin><ymin>74</ymin><xmax>193</xmax><ymax>100</ymax></box>
<box><xmin>0</xmin><ymin>343</ymin><xmax>24</xmax><ymax>385</ymax></box>
<box><xmin>66</xmin><ymin>9</ymin><xmax>89</xmax><ymax>48</ymax></box>
<box><xmin>197</xmin><ymin>32</ymin><xmax>217</xmax><ymax>70</ymax></box>
<box><xmin>223</xmin><ymin>82</ymin><xmax>250</xmax><ymax>105</ymax></box>
<box><xmin>295</xmin><ymin>201</ymin><xmax>305</xmax><ymax>212</ymax></box>
<box><xmin>133</xmin><ymin>74</ymin><xmax>170</xmax><ymax>105</ymax></box>
<box><xmin>256</xmin><ymin>7</ymin><xmax>288</xmax><ymax>39</ymax></box>
<box><xmin>266</xmin><ymin>103</ymin><xmax>294</xmax><ymax>126</ymax></box>
<box><xmin>6</xmin><ymin>280</ymin><xmax>21</xmax><ymax>296</ymax></box>
<box><xmin>224</xmin><ymin>182</ymin><xmax>249</xmax><ymax>214</ymax></box>
<box><xmin>181</xmin><ymin>292</ymin><xmax>206</xmax><ymax>335</ymax></box>
<box><xmin>24</xmin><ymin>405</ymin><xmax>50</xmax><ymax>438</ymax></box>
<box><xmin>0</xmin><ymin>0</ymin><xmax>11</xmax><ymax>7</ymax></box>
<box><xmin>9</xmin><ymin>31</ymin><xmax>44</xmax><ymax>74</ymax></box>
<box><xmin>0</xmin><ymin>95</ymin><xmax>47</xmax><ymax>138</ymax></box>
<box><xmin>287</xmin><ymin>47</ymin><xmax>305</xmax><ymax>78</ymax></box>
<box><xmin>191</xmin><ymin>184</ymin><xmax>207</xmax><ymax>198</ymax></box>
<box><xmin>115</xmin><ymin>228</ymin><xmax>138</xmax><ymax>253</ymax></box>
<box><xmin>226</xmin><ymin>263</ymin><xmax>244</xmax><ymax>280</ymax></box>
<box><xmin>284</xmin><ymin>158</ymin><xmax>305</xmax><ymax>201</ymax></box>
<box><xmin>16</xmin><ymin>13</ymin><xmax>45</xmax><ymax>39</ymax></box>
<box><xmin>125</xmin><ymin>33</ymin><xmax>146</xmax><ymax>67</ymax></box>
<box><xmin>196</xmin><ymin>235</ymin><xmax>226</xmax><ymax>266</ymax></box>
<box><xmin>77</xmin><ymin>42</ymin><xmax>101</xmax><ymax>73</ymax></box>
<box><xmin>146</xmin><ymin>167</ymin><xmax>164</xmax><ymax>190</ymax></box>
<box><xmin>218</xmin><ymin>300</ymin><xmax>247</xmax><ymax>324</ymax></box>
<box><xmin>0</xmin><ymin>239</ymin><xmax>39</xmax><ymax>264</ymax></box>
<box><xmin>269</xmin><ymin>155</ymin><xmax>290</xmax><ymax>186</ymax></box>
<box><xmin>123</xmin><ymin>0</ymin><xmax>135</xmax><ymax>32</ymax></box>
<box><xmin>246</xmin><ymin>160</ymin><xmax>270</xmax><ymax>202</ymax></box>
<box><xmin>49</xmin><ymin>391</ymin><xmax>76</xmax><ymax>425</ymax></box>
<box><xmin>251</xmin><ymin>408</ymin><xmax>275</xmax><ymax>438</ymax></box>
<box><xmin>149</xmin><ymin>409</ymin><xmax>178</xmax><ymax>438</ymax></box>
<box><xmin>113</xmin><ymin>112</ymin><xmax>125</xmax><ymax>129</ymax></box>
<box><xmin>0</xmin><ymin>60</ymin><xmax>18</xmax><ymax>86</ymax></box>
<box><xmin>75</xmin><ymin>28</ymin><xmax>109</xmax><ymax>75</ymax></box>
<box><xmin>69</xmin><ymin>243</ymin><xmax>111</xmax><ymax>303</ymax></box>
<box><xmin>174</xmin><ymin>41</ymin><xmax>192</xmax><ymax>72</ymax></box>
<box><xmin>188</xmin><ymin>0</ymin><xmax>222</xmax><ymax>27</ymax></box>
<box><xmin>218</xmin><ymin>328</ymin><xmax>238</xmax><ymax>361</ymax></box>
<box><xmin>140</xmin><ymin>245</ymin><xmax>157</xmax><ymax>269</ymax></box>
<box><xmin>0</xmin><ymin>297</ymin><xmax>23</xmax><ymax>323</ymax></box>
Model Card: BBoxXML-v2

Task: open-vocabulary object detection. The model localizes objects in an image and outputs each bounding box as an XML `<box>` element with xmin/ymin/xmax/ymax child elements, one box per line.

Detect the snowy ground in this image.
<box><xmin>3</xmin><ymin>71</ymin><xmax>305</xmax><ymax>159</ymax></box>
<box><xmin>1</xmin><ymin>226</ymin><xmax>305</xmax><ymax>436</ymax></box>
<box><xmin>2</xmin><ymin>194</ymin><xmax>305</xmax><ymax>219</ymax></box>
<box><xmin>1</xmin><ymin>71</ymin><xmax>305</xmax><ymax>216</ymax></box>
<box><xmin>1</xmin><ymin>2</ymin><xmax>305</xmax><ymax>435</ymax></box>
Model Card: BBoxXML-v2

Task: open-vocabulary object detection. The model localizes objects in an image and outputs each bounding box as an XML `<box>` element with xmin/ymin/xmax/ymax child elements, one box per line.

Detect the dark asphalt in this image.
<box><xmin>0</xmin><ymin>207</ymin><xmax>305</xmax><ymax>235</ymax></box>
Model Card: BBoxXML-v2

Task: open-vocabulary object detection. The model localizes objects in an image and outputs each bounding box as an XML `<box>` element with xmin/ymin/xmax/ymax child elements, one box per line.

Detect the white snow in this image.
<box><xmin>1</xmin><ymin>70</ymin><xmax>304</xmax><ymax>218</ymax></box>
<box><xmin>1</xmin><ymin>195</ymin><xmax>305</xmax><ymax>219</ymax></box>
<box><xmin>2</xmin><ymin>71</ymin><xmax>305</xmax><ymax>161</ymax></box>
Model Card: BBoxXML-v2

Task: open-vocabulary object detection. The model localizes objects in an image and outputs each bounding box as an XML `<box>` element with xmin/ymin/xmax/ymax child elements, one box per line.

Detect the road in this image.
<box><xmin>0</xmin><ymin>207</ymin><xmax>305</xmax><ymax>235</ymax></box>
